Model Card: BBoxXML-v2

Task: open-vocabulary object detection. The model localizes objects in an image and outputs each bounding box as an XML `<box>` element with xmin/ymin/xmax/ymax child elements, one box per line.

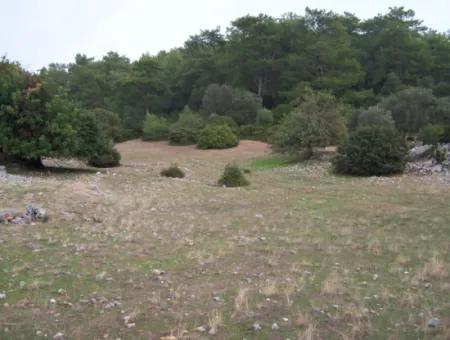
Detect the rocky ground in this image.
<box><xmin>0</xmin><ymin>141</ymin><xmax>449</xmax><ymax>339</ymax></box>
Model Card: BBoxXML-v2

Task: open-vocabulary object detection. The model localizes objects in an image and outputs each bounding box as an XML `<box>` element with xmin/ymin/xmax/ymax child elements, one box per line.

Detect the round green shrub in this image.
<box><xmin>218</xmin><ymin>164</ymin><xmax>249</xmax><ymax>187</ymax></box>
<box><xmin>160</xmin><ymin>164</ymin><xmax>185</xmax><ymax>178</ymax></box>
<box><xmin>88</xmin><ymin>148</ymin><xmax>121</xmax><ymax>168</ymax></box>
<box><xmin>197</xmin><ymin>124</ymin><xmax>239</xmax><ymax>150</ymax></box>
<box><xmin>333</xmin><ymin>126</ymin><xmax>407</xmax><ymax>176</ymax></box>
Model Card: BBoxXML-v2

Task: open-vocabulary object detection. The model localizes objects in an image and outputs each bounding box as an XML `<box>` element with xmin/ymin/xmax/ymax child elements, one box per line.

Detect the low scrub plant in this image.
<box><xmin>160</xmin><ymin>164</ymin><xmax>185</xmax><ymax>178</ymax></box>
<box><xmin>218</xmin><ymin>164</ymin><xmax>249</xmax><ymax>187</ymax></box>
<box><xmin>197</xmin><ymin>124</ymin><xmax>239</xmax><ymax>149</ymax></box>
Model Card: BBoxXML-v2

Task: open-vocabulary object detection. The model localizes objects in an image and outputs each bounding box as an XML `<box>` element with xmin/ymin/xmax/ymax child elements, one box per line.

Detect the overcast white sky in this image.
<box><xmin>1</xmin><ymin>0</ymin><xmax>449</xmax><ymax>71</ymax></box>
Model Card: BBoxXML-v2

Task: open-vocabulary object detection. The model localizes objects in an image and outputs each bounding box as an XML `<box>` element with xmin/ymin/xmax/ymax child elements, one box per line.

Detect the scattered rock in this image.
<box><xmin>252</xmin><ymin>322</ymin><xmax>261</xmax><ymax>331</ymax></box>
<box><xmin>408</xmin><ymin>145</ymin><xmax>433</xmax><ymax>161</ymax></box>
<box><xmin>427</xmin><ymin>318</ymin><xmax>441</xmax><ymax>329</ymax></box>
<box><xmin>271</xmin><ymin>323</ymin><xmax>279</xmax><ymax>330</ymax></box>
<box><xmin>53</xmin><ymin>332</ymin><xmax>64</xmax><ymax>339</ymax></box>
<box><xmin>0</xmin><ymin>292</ymin><xmax>5</xmax><ymax>300</ymax></box>
<box><xmin>195</xmin><ymin>326</ymin><xmax>206</xmax><ymax>332</ymax></box>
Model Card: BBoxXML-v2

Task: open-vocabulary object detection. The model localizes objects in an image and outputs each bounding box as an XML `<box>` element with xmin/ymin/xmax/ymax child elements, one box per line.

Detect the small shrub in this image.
<box><xmin>197</xmin><ymin>124</ymin><xmax>239</xmax><ymax>149</ymax></box>
<box><xmin>419</xmin><ymin>124</ymin><xmax>445</xmax><ymax>145</ymax></box>
<box><xmin>160</xmin><ymin>164</ymin><xmax>185</xmax><ymax>178</ymax></box>
<box><xmin>88</xmin><ymin>148</ymin><xmax>121</xmax><ymax>168</ymax></box>
<box><xmin>333</xmin><ymin>126</ymin><xmax>407</xmax><ymax>176</ymax></box>
<box><xmin>142</xmin><ymin>113</ymin><xmax>169</xmax><ymax>141</ymax></box>
<box><xmin>218</xmin><ymin>164</ymin><xmax>249</xmax><ymax>187</ymax></box>
<box><xmin>434</xmin><ymin>147</ymin><xmax>448</xmax><ymax>164</ymax></box>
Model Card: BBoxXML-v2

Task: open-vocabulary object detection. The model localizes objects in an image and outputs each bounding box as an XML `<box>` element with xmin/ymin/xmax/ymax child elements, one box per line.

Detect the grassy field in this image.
<box><xmin>0</xmin><ymin>140</ymin><xmax>449</xmax><ymax>340</ymax></box>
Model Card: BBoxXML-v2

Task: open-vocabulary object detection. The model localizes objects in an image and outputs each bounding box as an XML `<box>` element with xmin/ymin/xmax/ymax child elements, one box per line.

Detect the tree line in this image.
<box><xmin>1</xmin><ymin>7</ymin><xmax>450</xmax><ymax>167</ymax></box>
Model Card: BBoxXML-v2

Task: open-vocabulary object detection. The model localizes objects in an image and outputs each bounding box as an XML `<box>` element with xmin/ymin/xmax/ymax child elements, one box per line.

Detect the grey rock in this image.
<box><xmin>271</xmin><ymin>323</ymin><xmax>279</xmax><ymax>330</ymax></box>
<box><xmin>427</xmin><ymin>318</ymin><xmax>441</xmax><ymax>328</ymax></box>
<box><xmin>408</xmin><ymin>145</ymin><xmax>433</xmax><ymax>161</ymax></box>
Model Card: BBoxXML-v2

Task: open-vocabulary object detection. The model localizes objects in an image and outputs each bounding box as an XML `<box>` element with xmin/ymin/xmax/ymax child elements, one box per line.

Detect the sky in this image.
<box><xmin>1</xmin><ymin>0</ymin><xmax>449</xmax><ymax>71</ymax></box>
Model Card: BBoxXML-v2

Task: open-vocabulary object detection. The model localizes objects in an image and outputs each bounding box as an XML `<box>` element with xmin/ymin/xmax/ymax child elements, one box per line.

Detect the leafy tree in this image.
<box><xmin>201</xmin><ymin>84</ymin><xmax>233</xmax><ymax>116</ymax></box>
<box><xmin>272</xmin><ymin>89</ymin><xmax>348</xmax><ymax>158</ymax></box>
<box><xmin>92</xmin><ymin>108</ymin><xmax>122</xmax><ymax>142</ymax></box>
<box><xmin>0</xmin><ymin>59</ymin><xmax>117</xmax><ymax>168</ymax></box>
<box><xmin>351</xmin><ymin>106</ymin><xmax>395</xmax><ymax>130</ymax></box>
<box><xmin>380</xmin><ymin>87</ymin><xmax>438</xmax><ymax>134</ymax></box>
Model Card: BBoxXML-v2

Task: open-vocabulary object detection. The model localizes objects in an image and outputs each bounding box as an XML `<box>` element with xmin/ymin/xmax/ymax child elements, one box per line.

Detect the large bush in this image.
<box><xmin>207</xmin><ymin>114</ymin><xmax>239</xmax><ymax>135</ymax></box>
<box><xmin>333</xmin><ymin>126</ymin><xmax>407</xmax><ymax>176</ymax></box>
<box><xmin>271</xmin><ymin>89</ymin><xmax>347</xmax><ymax>158</ymax></box>
<box><xmin>0</xmin><ymin>59</ymin><xmax>116</xmax><ymax>168</ymax></box>
<box><xmin>256</xmin><ymin>108</ymin><xmax>274</xmax><ymax>126</ymax></box>
<box><xmin>197</xmin><ymin>124</ymin><xmax>239</xmax><ymax>149</ymax></box>
<box><xmin>218</xmin><ymin>164</ymin><xmax>249</xmax><ymax>187</ymax></box>
<box><xmin>168</xmin><ymin>106</ymin><xmax>204</xmax><ymax>145</ymax></box>
<box><xmin>142</xmin><ymin>113</ymin><xmax>169</xmax><ymax>141</ymax></box>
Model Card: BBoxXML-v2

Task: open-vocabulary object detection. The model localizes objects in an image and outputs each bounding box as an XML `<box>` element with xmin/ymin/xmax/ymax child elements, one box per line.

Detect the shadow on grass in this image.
<box><xmin>5</xmin><ymin>165</ymin><xmax>103</xmax><ymax>178</ymax></box>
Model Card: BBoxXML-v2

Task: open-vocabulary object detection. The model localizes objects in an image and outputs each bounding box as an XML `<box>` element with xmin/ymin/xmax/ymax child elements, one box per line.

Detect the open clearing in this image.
<box><xmin>1</xmin><ymin>140</ymin><xmax>449</xmax><ymax>339</ymax></box>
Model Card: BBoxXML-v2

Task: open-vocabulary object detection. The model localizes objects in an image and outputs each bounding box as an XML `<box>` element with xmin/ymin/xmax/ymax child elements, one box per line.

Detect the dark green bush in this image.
<box><xmin>218</xmin><ymin>164</ymin><xmax>249</xmax><ymax>187</ymax></box>
<box><xmin>197</xmin><ymin>124</ymin><xmax>239</xmax><ymax>149</ymax></box>
<box><xmin>142</xmin><ymin>113</ymin><xmax>169</xmax><ymax>141</ymax></box>
<box><xmin>419</xmin><ymin>124</ymin><xmax>445</xmax><ymax>145</ymax></box>
<box><xmin>160</xmin><ymin>164</ymin><xmax>185</xmax><ymax>178</ymax></box>
<box><xmin>333</xmin><ymin>126</ymin><xmax>407</xmax><ymax>176</ymax></box>
<box><xmin>88</xmin><ymin>148</ymin><xmax>121</xmax><ymax>168</ymax></box>
<box><xmin>207</xmin><ymin>114</ymin><xmax>239</xmax><ymax>135</ymax></box>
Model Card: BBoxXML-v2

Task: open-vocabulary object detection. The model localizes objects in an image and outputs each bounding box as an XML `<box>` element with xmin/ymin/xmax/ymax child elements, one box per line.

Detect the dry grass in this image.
<box><xmin>1</xmin><ymin>140</ymin><xmax>449</xmax><ymax>339</ymax></box>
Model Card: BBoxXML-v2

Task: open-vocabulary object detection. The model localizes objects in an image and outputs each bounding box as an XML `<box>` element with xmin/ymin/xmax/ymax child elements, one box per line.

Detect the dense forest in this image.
<box><xmin>1</xmin><ymin>7</ymin><xmax>450</xmax><ymax>166</ymax></box>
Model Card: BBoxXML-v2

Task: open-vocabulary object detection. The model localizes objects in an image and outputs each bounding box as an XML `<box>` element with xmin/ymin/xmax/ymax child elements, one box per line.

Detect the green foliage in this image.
<box><xmin>333</xmin><ymin>126</ymin><xmax>407</xmax><ymax>176</ymax></box>
<box><xmin>419</xmin><ymin>124</ymin><xmax>445</xmax><ymax>145</ymax></box>
<box><xmin>168</xmin><ymin>106</ymin><xmax>204</xmax><ymax>145</ymax></box>
<box><xmin>142</xmin><ymin>113</ymin><xmax>169</xmax><ymax>141</ymax></box>
<box><xmin>197</xmin><ymin>124</ymin><xmax>239</xmax><ymax>149</ymax></box>
<box><xmin>351</xmin><ymin>106</ymin><xmax>395</xmax><ymax>130</ymax></box>
<box><xmin>256</xmin><ymin>108</ymin><xmax>274</xmax><ymax>126</ymax></box>
<box><xmin>239</xmin><ymin>124</ymin><xmax>271</xmax><ymax>142</ymax></box>
<box><xmin>218</xmin><ymin>164</ymin><xmax>249</xmax><ymax>187</ymax></box>
<box><xmin>380</xmin><ymin>87</ymin><xmax>438</xmax><ymax>134</ymax></box>
<box><xmin>88</xmin><ymin>147</ymin><xmax>121</xmax><ymax>168</ymax></box>
<box><xmin>207</xmin><ymin>114</ymin><xmax>239</xmax><ymax>135</ymax></box>
<box><xmin>201</xmin><ymin>84</ymin><xmax>233</xmax><ymax>116</ymax></box>
<box><xmin>271</xmin><ymin>89</ymin><xmax>348</xmax><ymax>158</ymax></box>
<box><xmin>160</xmin><ymin>164</ymin><xmax>185</xmax><ymax>178</ymax></box>
<box><xmin>92</xmin><ymin>108</ymin><xmax>122</xmax><ymax>142</ymax></box>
